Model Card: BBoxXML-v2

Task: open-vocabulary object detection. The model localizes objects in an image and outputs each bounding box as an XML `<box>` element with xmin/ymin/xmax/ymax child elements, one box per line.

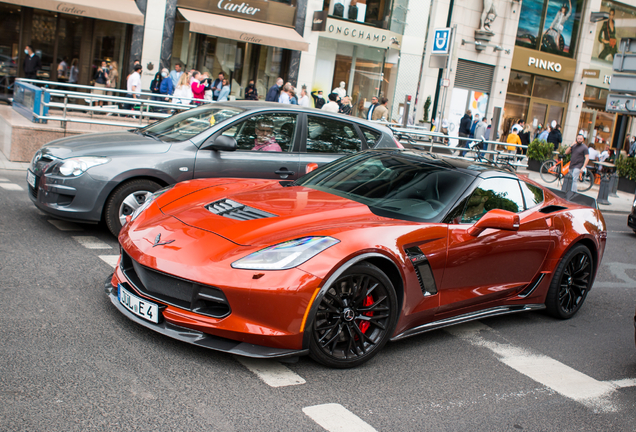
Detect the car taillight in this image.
<box><xmin>394</xmin><ymin>137</ymin><xmax>404</xmax><ymax>149</ymax></box>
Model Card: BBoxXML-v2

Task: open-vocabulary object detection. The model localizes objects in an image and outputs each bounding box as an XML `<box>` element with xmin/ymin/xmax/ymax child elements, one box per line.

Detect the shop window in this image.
<box><xmin>461</xmin><ymin>179</ymin><xmax>524</xmax><ymax>223</ymax></box>
<box><xmin>515</xmin><ymin>0</ymin><xmax>584</xmax><ymax>58</ymax></box>
<box><xmin>306</xmin><ymin>116</ymin><xmax>362</xmax><ymax>154</ymax></box>
<box><xmin>223</xmin><ymin>113</ymin><xmax>297</xmax><ymax>152</ymax></box>
<box><xmin>0</xmin><ymin>3</ymin><xmax>21</xmax><ymax>96</ymax></box>
<box><xmin>31</xmin><ymin>9</ymin><xmax>58</xmax><ymax>79</ymax></box>
<box><xmin>326</xmin><ymin>0</ymin><xmax>392</xmax><ymax>29</ymax></box>
<box><xmin>507</xmin><ymin>72</ymin><xmax>533</xmax><ymax>96</ymax></box>
<box><xmin>532</xmin><ymin>76</ymin><xmax>568</xmax><ymax>102</ymax></box>
<box><xmin>503</xmin><ymin>95</ymin><xmax>530</xmax><ymax>135</ymax></box>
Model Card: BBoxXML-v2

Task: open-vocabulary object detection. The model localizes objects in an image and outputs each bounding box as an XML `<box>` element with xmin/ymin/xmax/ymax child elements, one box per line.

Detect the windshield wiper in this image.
<box><xmin>135</xmin><ymin>130</ymin><xmax>162</xmax><ymax>142</ymax></box>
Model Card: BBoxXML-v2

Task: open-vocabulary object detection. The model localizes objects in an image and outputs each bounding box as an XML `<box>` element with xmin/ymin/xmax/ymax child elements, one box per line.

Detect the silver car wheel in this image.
<box><xmin>118</xmin><ymin>190</ymin><xmax>153</xmax><ymax>227</ymax></box>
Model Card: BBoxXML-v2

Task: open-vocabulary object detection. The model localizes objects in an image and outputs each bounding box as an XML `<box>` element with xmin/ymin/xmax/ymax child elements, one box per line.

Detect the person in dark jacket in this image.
<box><xmin>244</xmin><ymin>79</ymin><xmax>258</xmax><ymax>100</ymax></box>
<box><xmin>311</xmin><ymin>90</ymin><xmax>326</xmax><ymax>109</ymax></box>
<box><xmin>469</xmin><ymin>114</ymin><xmax>480</xmax><ymax>138</ymax></box>
<box><xmin>266</xmin><ymin>77</ymin><xmax>283</xmax><ymax>102</ymax></box>
<box><xmin>458</xmin><ymin>110</ymin><xmax>472</xmax><ymax>155</ymax></box>
<box><xmin>547</xmin><ymin>123</ymin><xmax>562</xmax><ymax>152</ymax></box>
<box><xmin>23</xmin><ymin>45</ymin><xmax>41</xmax><ymax>79</ymax></box>
<box><xmin>150</xmin><ymin>71</ymin><xmax>164</xmax><ymax>109</ymax></box>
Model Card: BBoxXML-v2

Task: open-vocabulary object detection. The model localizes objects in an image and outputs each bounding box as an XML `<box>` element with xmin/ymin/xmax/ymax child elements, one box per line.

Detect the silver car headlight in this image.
<box><xmin>231</xmin><ymin>237</ymin><xmax>340</xmax><ymax>270</ymax></box>
<box><xmin>57</xmin><ymin>157</ymin><xmax>110</xmax><ymax>177</ymax></box>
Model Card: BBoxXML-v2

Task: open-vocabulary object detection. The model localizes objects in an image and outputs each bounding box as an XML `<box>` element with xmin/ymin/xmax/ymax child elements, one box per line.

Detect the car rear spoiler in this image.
<box><xmin>548</xmin><ymin>188</ymin><xmax>598</xmax><ymax>210</ymax></box>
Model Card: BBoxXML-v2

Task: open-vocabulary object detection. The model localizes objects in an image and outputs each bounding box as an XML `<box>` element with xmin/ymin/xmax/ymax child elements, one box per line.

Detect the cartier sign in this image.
<box><xmin>321</xmin><ymin>18</ymin><xmax>402</xmax><ymax>50</ymax></box>
<box><xmin>177</xmin><ymin>0</ymin><xmax>296</xmax><ymax>27</ymax></box>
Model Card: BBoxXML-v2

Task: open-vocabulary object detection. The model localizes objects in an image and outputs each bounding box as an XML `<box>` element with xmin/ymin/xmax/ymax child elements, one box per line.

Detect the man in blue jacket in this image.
<box><xmin>458</xmin><ymin>110</ymin><xmax>472</xmax><ymax>155</ymax></box>
<box><xmin>266</xmin><ymin>77</ymin><xmax>283</xmax><ymax>102</ymax></box>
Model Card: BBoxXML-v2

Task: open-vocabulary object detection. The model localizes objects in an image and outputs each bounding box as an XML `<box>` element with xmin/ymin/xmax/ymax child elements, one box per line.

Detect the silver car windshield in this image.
<box><xmin>140</xmin><ymin>106</ymin><xmax>243</xmax><ymax>142</ymax></box>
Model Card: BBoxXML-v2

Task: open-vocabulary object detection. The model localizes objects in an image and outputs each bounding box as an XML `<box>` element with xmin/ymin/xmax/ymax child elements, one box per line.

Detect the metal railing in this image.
<box><xmin>15</xmin><ymin>78</ymin><xmax>206</xmax><ymax>128</ymax></box>
<box><xmin>381</xmin><ymin>122</ymin><xmax>529</xmax><ymax>170</ymax></box>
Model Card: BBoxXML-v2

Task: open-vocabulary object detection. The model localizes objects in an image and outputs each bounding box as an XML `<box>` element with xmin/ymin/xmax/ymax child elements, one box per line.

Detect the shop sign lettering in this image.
<box><xmin>240</xmin><ymin>33</ymin><xmax>262</xmax><ymax>43</ymax></box>
<box><xmin>327</xmin><ymin>25</ymin><xmax>387</xmax><ymax>44</ymax></box>
<box><xmin>217</xmin><ymin>0</ymin><xmax>260</xmax><ymax>16</ymax></box>
<box><xmin>57</xmin><ymin>3</ymin><xmax>86</xmax><ymax>15</ymax></box>
<box><xmin>528</xmin><ymin>57</ymin><xmax>562</xmax><ymax>73</ymax></box>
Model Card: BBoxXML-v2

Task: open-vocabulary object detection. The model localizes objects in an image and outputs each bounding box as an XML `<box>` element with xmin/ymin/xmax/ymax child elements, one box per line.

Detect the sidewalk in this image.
<box><xmin>518</xmin><ymin>168</ymin><xmax>633</xmax><ymax>214</ymax></box>
<box><xmin>0</xmin><ymin>148</ymin><xmax>29</xmax><ymax>171</ymax></box>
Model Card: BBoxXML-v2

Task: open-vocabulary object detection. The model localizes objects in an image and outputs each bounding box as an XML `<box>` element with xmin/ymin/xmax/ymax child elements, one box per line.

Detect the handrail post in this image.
<box><xmin>62</xmin><ymin>94</ymin><xmax>68</xmax><ymax>129</ymax></box>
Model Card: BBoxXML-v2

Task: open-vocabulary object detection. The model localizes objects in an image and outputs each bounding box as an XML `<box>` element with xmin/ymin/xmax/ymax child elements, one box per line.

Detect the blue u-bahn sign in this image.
<box><xmin>432</xmin><ymin>28</ymin><xmax>451</xmax><ymax>55</ymax></box>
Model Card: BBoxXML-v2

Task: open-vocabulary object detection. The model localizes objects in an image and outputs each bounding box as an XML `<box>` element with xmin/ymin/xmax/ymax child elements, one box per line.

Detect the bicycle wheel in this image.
<box><xmin>576</xmin><ymin>171</ymin><xmax>594</xmax><ymax>192</ymax></box>
<box><xmin>540</xmin><ymin>160</ymin><xmax>559</xmax><ymax>183</ymax></box>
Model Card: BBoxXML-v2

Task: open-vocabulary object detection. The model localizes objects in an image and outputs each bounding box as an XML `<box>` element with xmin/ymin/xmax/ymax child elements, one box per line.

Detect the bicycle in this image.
<box><xmin>539</xmin><ymin>155</ymin><xmax>594</xmax><ymax>192</ymax></box>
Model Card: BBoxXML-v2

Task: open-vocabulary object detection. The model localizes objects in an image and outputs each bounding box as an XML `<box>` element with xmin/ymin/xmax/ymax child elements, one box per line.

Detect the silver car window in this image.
<box><xmin>222</xmin><ymin>113</ymin><xmax>297</xmax><ymax>152</ymax></box>
<box><xmin>143</xmin><ymin>106</ymin><xmax>242</xmax><ymax>142</ymax></box>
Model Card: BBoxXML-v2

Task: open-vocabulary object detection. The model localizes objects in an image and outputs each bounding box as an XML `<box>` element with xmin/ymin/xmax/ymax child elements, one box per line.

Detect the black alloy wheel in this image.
<box><xmin>309</xmin><ymin>262</ymin><xmax>398</xmax><ymax>368</ymax></box>
<box><xmin>546</xmin><ymin>244</ymin><xmax>593</xmax><ymax>319</ymax></box>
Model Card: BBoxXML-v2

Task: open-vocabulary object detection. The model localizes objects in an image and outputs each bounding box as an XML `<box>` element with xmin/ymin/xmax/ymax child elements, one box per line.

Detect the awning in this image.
<box><xmin>10</xmin><ymin>0</ymin><xmax>144</xmax><ymax>25</ymax></box>
<box><xmin>178</xmin><ymin>8</ymin><xmax>309</xmax><ymax>52</ymax></box>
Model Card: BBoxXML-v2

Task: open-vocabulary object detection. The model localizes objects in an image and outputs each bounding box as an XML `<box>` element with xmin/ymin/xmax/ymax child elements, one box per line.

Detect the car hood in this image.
<box><xmin>40</xmin><ymin>131</ymin><xmax>171</xmax><ymax>159</ymax></box>
<box><xmin>155</xmin><ymin>179</ymin><xmax>392</xmax><ymax>246</ymax></box>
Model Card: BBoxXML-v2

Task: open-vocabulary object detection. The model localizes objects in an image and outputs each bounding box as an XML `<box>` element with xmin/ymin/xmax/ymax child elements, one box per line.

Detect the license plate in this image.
<box><xmin>118</xmin><ymin>284</ymin><xmax>159</xmax><ymax>323</ymax></box>
<box><xmin>26</xmin><ymin>170</ymin><xmax>36</xmax><ymax>189</ymax></box>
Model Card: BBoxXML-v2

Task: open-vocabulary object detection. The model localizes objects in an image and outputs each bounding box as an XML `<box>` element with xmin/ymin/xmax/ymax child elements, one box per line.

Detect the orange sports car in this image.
<box><xmin>106</xmin><ymin>150</ymin><xmax>607</xmax><ymax>368</ymax></box>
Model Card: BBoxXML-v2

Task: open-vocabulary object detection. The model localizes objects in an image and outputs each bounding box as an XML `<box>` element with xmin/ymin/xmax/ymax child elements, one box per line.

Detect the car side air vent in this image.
<box><xmin>206</xmin><ymin>199</ymin><xmax>278</xmax><ymax>221</ymax></box>
<box><xmin>539</xmin><ymin>205</ymin><xmax>568</xmax><ymax>214</ymax></box>
<box><xmin>405</xmin><ymin>246</ymin><xmax>438</xmax><ymax>296</ymax></box>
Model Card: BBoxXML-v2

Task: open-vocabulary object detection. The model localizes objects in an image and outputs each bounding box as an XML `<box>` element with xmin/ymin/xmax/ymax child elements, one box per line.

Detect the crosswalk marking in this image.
<box><xmin>303</xmin><ymin>404</ymin><xmax>376</xmax><ymax>432</ymax></box>
<box><xmin>0</xmin><ymin>183</ymin><xmax>24</xmax><ymax>191</ymax></box>
<box><xmin>99</xmin><ymin>255</ymin><xmax>119</xmax><ymax>268</ymax></box>
<box><xmin>72</xmin><ymin>236</ymin><xmax>112</xmax><ymax>249</ymax></box>
<box><xmin>446</xmin><ymin>321</ymin><xmax>619</xmax><ymax>413</ymax></box>
<box><xmin>48</xmin><ymin>220</ymin><xmax>83</xmax><ymax>231</ymax></box>
<box><xmin>235</xmin><ymin>357</ymin><xmax>306</xmax><ymax>388</ymax></box>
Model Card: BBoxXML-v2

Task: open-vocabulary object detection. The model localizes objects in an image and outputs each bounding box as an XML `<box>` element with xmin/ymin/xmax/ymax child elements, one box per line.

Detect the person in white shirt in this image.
<box><xmin>321</xmin><ymin>93</ymin><xmax>340</xmax><ymax>112</ymax></box>
<box><xmin>278</xmin><ymin>83</ymin><xmax>291</xmax><ymax>104</ymax></box>
<box><xmin>587</xmin><ymin>143</ymin><xmax>600</xmax><ymax>161</ymax></box>
<box><xmin>126</xmin><ymin>64</ymin><xmax>142</xmax><ymax>112</ymax></box>
<box><xmin>599</xmin><ymin>144</ymin><xmax>610</xmax><ymax>162</ymax></box>
<box><xmin>298</xmin><ymin>87</ymin><xmax>310</xmax><ymax>107</ymax></box>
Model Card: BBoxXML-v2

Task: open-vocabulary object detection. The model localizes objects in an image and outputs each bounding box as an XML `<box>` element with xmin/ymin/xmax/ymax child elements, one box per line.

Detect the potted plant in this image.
<box><xmin>616</xmin><ymin>155</ymin><xmax>636</xmax><ymax>193</ymax></box>
<box><xmin>526</xmin><ymin>138</ymin><xmax>553</xmax><ymax>171</ymax></box>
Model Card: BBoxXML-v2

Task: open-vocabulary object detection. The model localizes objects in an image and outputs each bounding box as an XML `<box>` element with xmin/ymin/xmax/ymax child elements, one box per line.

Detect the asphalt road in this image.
<box><xmin>1</xmin><ymin>168</ymin><xmax>635</xmax><ymax>432</ymax></box>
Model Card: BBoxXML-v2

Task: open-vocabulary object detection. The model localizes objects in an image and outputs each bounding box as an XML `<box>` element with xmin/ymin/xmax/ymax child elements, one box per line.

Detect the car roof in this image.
<box><xmin>200</xmin><ymin>101</ymin><xmax>393</xmax><ymax>134</ymax></box>
<box><xmin>366</xmin><ymin>148</ymin><xmax>522</xmax><ymax>178</ymax></box>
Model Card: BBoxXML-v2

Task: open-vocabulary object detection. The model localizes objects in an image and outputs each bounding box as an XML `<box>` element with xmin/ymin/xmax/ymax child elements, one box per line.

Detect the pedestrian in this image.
<box><xmin>473</xmin><ymin>116</ymin><xmax>488</xmax><ymax>148</ymax></box>
<box><xmin>321</xmin><ymin>93</ymin><xmax>340</xmax><ymax>112</ymax></box>
<box><xmin>126</xmin><ymin>63</ymin><xmax>142</xmax><ymax>113</ymax></box>
<box><xmin>339</xmin><ymin>96</ymin><xmax>352</xmax><ymax>115</ymax></box>
<box><xmin>311</xmin><ymin>89</ymin><xmax>326</xmax><ymax>109</ymax></box>
<box><xmin>191</xmin><ymin>71</ymin><xmax>207</xmax><ymax>104</ymax></box>
<box><xmin>547</xmin><ymin>123</ymin><xmax>562</xmax><ymax>152</ymax></box>
<box><xmin>371</xmin><ymin>97</ymin><xmax>389</xmax><ymax>121</ymax></box>
<box><xmin>159</xmin><ymin>68</ymin><xmax>174</xmax><ymax>103</ymax></box>
<box><xmin>150</xmin><ymin>70</ymin><xmax>163</xmax><ymax>106</ymax></box>
<box><xmin>94</xmin><ymin>60</ymin><xmax>110</xmax><ymax>107</ymax></box>
<box><xmin>23</xmin><ymin>45</ymin><xmax>41</xmax><ymax>79</ymax></box>
<box><xmin>469</xmin><ymin>113</ymin><xmax>480</xmax><ymax>138</ymax></box>
<box><xmin>279</xmin><ymin>83</ymin><xmax>292</xmax><ymax>104</ymax></box>
<box><xmin>629</xmin><ymin>137</ymin><xmax>636</xmax><ymax>157</ymax></box>
<box><xmin>68</xmin><ymin>58</ymin><xmax>79</xmax><ymax>84</ymax></box>
<box><xmin>518</xmin><ymin>123</ymin><xmax>531</xmax><ymax>155</ymax></box>
<box><xmin>366</xmin><ymin>96</ymin><xmax>379</xmax><ymax>120</ymax></box>
<box><xmin>290</xmin><ymin>87</ymin><xmax>298</xmax><ymax>105</ymax></box>
<box><xmin>266</xmin><ymin>77</ymin><xmax>283</xmax><ymax>102</ymax></box>
<box><xmin>564</xmin><ymin>134</ymin><xmax>589</xmax><ymax>192</ymax></box>
<box><xmin>458</xmin><ymin>109</ymin><xmax>472</xmax><ymax>153</ymax></box>
<box><xmin>216</xmin><ymin>78</ymin><xmax>230</xmax><ymax>102</ymax></box>
<box><xmin>587</xmin><ymin>143</ymin><xmax>600</xmax><ymax>162</ymax></box>
<box><xmin>172</xmin><ymin>72</ymin><xmax>192</xmax><ymax>105</ymax></box>
<box><xmin>506</xmin><ymin>127</ymin><xmax>522</xmax><ymax>155</ymax></box>
<box><xmin>244</xmin><ymin>79</ymin><xmax>258</xmax><ymax>100</ymax></box>
<box><xmin>298</xmin><ymin>86</ymin><xmax>310</xmax><ymax>107</ymax></box>
<box><xmin>169</xmin><ymin>63</ymin><xmax>183</xmax><ymax>88</ymax></box>
<box><xmin>57</xmin><ymin>57</ymin><xmax>68</xmax><ymax>81</ymax></box>
<box><xmin>108</xmin><ymin>61</ymin><xmax>119</xmax><ymax>90</ymax></box>
<box><xmin>538</xmin><ymin>125</ymin><xmax>550</xmax><ymax>142</ymax></box>
<box><xmin>211</xmin><ymin>72</ymin><xmax>225</xmax><ymax>101</ymax></box>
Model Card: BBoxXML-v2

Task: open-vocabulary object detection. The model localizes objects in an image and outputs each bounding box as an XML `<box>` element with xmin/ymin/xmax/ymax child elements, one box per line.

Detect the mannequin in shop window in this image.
<box><xmin>332</xmin><ymin>81</ymin><xmax>346</xmax><ymax>100</ymax></box>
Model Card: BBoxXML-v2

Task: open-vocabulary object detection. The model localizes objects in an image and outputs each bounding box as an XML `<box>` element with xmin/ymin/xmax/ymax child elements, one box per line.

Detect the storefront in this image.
<box><xmin>577</xmin><ymin>0</ymin><xmax>636</xmax><ymax>150</ymax></box>
<box><xmin>171</xmin><ymin>0</ymin><xmax>308</xmax><ymax>100</ymax></box>
<box><xmin>0</xmin><ymin>0</ymin><xmax>142</xmax><ymax>98</ymax></box>
<box><xmin>504</xmin><ymin>46</ymin><xmax>576</xmax><ymax>138</ymax></box>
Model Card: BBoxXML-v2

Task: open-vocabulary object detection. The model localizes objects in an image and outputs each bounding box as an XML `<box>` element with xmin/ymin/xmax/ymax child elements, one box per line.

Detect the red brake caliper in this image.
<box><xmin>358</xmin><ymin>294</ymin><xmax>374</xmax><ymax>334</ymax></box>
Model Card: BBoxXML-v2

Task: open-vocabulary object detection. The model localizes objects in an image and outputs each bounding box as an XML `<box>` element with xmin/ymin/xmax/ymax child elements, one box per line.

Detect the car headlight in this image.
<box><xmin>231</xmin><ymin>237</ymin><xmax>340</xmax><ymax>270</ymax></box>
<box><xmin>129</xmin><ymin>185</ymin><xmax>175</xmax><ymax>223</ymax></box>
<box><xmin>57</xmin><ymin>157</ymin><xmax>109</xmax><ymax>177</ymax></box>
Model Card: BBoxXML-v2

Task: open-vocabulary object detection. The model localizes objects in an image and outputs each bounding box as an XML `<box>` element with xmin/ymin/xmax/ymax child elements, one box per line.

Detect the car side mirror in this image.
<box><xmin>205</xmin><ymin>135</ymin><xmax>237</xmax><ymax>151</ymax></box>
<box><xmin>468</xmin><ymin>209</ymin><xmax>520</xmax><ymax>236</ymax></box>
<box><xmin>305</xmin><ymin>163</ymin><xmax>318</xmax><ymax>174</ymax></box>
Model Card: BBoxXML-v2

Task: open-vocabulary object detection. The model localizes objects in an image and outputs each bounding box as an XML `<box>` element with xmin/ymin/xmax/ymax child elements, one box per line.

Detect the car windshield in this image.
<box><xmin>138</xmin><ymin>106</ymin><xmax>243</xmax><ymax>142</ymax></box>
<box><xmin>295</xmin><ymin>152</ymin><xmax>474</xmax><ymax>222</ymax></box>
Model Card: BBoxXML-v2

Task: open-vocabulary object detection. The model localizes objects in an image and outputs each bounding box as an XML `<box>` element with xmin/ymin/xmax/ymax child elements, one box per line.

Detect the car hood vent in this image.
<box><xmin>205</xmin><ymin>199</ymin><xmax>278</xmax><ymax>221</ymax></box>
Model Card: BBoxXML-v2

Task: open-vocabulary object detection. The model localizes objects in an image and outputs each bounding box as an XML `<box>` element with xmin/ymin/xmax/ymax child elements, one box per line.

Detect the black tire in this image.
<box><xmin>104</xmin><ymin>179</ymin><xmax>161</xmax><ymax>237</ymax></box>
<box><xmin>545</xmin><ymin>244</ymin><xmax>593</xmax><ymax>319</ymax></box>
<box><xmin>576</xmin><ymin>171</ymin><xmax>594</xmax><ymax>192</ymax></box>
<box><xmin>309</xmin><ymin>262</ymin><xmax>398</xmax><ymax>368</ymax></box>
<box><xmin>540</xmin><ymin>160</ymin><xmax>559</xmax><ymax>183</ymax></box>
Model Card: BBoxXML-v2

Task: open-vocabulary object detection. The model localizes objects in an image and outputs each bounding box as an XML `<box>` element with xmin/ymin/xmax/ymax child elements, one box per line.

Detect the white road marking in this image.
<box><xmin>235</xmin><ymin>357</ymin><xmax>306</xmax><ymax>388</ymax></box>
<box><xmin>99</xmin><ymin>255</ymin><xmax>120</xmax><ymax>268</ymax></box>
<box><xmin>446</xmin><ymin>322</ymin><xmax>619</xmax><ymax>412</ymax></box>
<box><xmin>608</xmin><ymin>378</ymin><xmax>636</xmax><ymax>389</ymax></box>
<box><xmin>0</xmin><ymin>177</ymin><xmax>9</xmax><ymax>181</ymax></box>
<box><xmin>72</xmin><ymin>236</ymin><xmax>112</xmax><ymax>249</ymax></box>
<box><xmin>303</xmin><ymin>404</ymin><xmax>376</xmax><ymax>432</ymax></box>
<box><xmin>0</xmin><ymin>183</ymin><xmax>24</xmax><ymax>191</ymax></box>
<box><xmin>48</xmin><ymin>220</ymin><xmax>83</xmax><ymax>231</ymax></box>
<box><xmin>593</xmin><ymin>263</ymin><xmax>636</xmax><ymax>289</ymax></box>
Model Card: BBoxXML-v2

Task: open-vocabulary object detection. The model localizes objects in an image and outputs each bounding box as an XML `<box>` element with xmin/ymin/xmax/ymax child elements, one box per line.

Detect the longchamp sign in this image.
<box><xmin>320</xmin><ymin>18</ymin><xmax>402</xmax><ymax>50</ymax></box>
